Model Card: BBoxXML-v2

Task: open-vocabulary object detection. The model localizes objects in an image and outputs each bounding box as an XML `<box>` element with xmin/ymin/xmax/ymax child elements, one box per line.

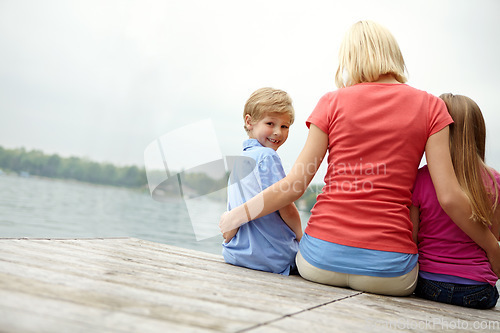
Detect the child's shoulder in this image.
<box><xmin>489</xmin><ymin>166</ymin><xmax>500</xmax><ymax>177</ymax></box>
<box><xmin>243</xmin><ymin>140</ymin><xmax>281</xmax><ymax>161</ymax></box>
<box><xmin>255</xmin><ymin>147</ymin><xmax>281</xmax><ymax>163</ymax></box>
<box><xmin>486</xmin><ymin>166</ymin><xmax>500</xmax><ymax>185</ymax></box>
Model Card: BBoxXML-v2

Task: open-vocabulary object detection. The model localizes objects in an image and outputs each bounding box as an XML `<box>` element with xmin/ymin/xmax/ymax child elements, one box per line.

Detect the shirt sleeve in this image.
<box><xmin>306</xmin><ymin>92</ymin><xmax>334</xmax><ymax>134</ymax></box>
<box><xmin>428</xmin><ymin>95</ymin><xmax>454</xmax><ymax>137</ymax></box>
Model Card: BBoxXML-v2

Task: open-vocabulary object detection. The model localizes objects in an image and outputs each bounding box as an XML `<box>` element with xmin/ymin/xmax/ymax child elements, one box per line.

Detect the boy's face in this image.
<box><xmin>246</xmin><ymin>112</ymin><xmax>290</xmax><ymax>151</ymax></box>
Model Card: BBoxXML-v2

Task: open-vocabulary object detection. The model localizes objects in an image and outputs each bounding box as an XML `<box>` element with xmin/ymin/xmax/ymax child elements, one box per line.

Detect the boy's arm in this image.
<box><xmin>409</xmin><ymin>205</ymin><xmax>419</xmax><ymax>245</ymax></box>
<box><xmin>278</xmin><ymin>203</ymin><xmax>303</xmax><ymax>241</ymax></box>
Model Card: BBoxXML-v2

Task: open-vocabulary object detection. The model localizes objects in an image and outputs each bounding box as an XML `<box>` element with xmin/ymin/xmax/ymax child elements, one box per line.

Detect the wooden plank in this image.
<box><xmin>0</xmin><ymin>289</ymin><xmax>203</xmax><ymax>333</ymax></box>
<box><xmin>0</xmin><ymin>238</ymin><xmax>354</xmax><ymax>307</ymax></box>
<box><xmin>1</xmin><ymin>238</ymin><xmax>498</xmax><ymax>333</ymax></box>
<box><xmin>248</xmin><ymin>290</ymin><xmax>500</xmax><ymax>333</ymax></box>
<box><xmin>0</xmin><ymin>238</ymin><xmax>360</xmax><ymax>332</ymax></box>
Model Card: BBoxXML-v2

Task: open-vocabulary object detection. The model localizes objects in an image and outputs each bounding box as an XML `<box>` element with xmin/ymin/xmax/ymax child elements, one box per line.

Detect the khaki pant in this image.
<box><xmin>296</xmin><ymin>250</ymin><xmax>418</xmax><ymax>296</ymax></box>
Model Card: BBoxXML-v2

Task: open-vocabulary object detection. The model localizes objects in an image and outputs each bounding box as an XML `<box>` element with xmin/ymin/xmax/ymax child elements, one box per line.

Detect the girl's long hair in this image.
<box><xmin>440</xmin><ymin>93</ymin><xmax>499</xmax><ymax>226</ymax></box>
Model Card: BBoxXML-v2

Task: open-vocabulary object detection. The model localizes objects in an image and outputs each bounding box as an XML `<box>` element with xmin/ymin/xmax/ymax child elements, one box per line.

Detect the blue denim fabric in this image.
<box><xmin>415</xmin><ymin>277</ymin><xmax>499</xmax><ymax>309</ymax></box>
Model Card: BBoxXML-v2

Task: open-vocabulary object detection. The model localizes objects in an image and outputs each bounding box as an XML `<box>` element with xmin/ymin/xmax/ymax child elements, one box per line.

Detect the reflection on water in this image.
<box><xmin>0</xmin><ymin>174</ymin><xmax>310</xmax><ymax>255</ymax></box>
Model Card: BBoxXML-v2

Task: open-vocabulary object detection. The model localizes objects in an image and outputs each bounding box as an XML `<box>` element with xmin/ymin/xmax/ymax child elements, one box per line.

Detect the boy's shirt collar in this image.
<box><xmin>243</xmin><ymin>138</ymin><xmax>263</xmax><ymax>151</ymax></box>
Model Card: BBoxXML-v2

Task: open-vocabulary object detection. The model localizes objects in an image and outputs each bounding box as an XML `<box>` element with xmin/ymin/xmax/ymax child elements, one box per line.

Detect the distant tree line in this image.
<box><xmin>0</xmin><ymin>146</ymin><xmax>147</xmax><ymax>188</ymax></box>
<box><xmin>0</xmin><ymin>145</ymin><xmax>321</xmax><ymax>211</ymax></box>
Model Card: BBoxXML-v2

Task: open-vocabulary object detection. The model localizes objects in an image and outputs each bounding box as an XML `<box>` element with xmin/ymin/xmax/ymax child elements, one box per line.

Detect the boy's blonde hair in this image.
<box><xmin>243</xmin><ymin>87</ymin><xmax>295</xmax><ymax>133</ymax></box>
<box><xmin>335</xmin><ymin>20</ymin><xmax>408</xmax><ymax>88</ymax></box>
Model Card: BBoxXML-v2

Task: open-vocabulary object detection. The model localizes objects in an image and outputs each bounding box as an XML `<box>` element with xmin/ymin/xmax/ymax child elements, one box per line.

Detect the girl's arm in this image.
<box><xmin>425</xmin><ymin>126</ymin><xmax>500</xmax><ymax>277</ymax></box>
<box><xmin>409</xmin><ymin>205</ymin><xmax>419</xmax><ymax>245</ymax></box>
<box><xmin>220</xmin><ymin>124</ymin><xmax>328</xmax><ymax>233</ymax></box>
<box><xmin>278</xmin><ymin>203</ymin><xmax>303</xmax><ymax>241</ymax></box>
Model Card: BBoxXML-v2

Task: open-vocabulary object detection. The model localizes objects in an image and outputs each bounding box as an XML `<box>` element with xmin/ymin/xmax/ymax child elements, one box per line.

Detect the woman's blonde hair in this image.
<box><xmin>335</xmin><ymin>21</ymin><xmax>408</xmax><ymax>88</ymax></box>
<box><xmin>243</xmin><ymin>87</ymin><xmax>295</xmax><ymax>133</ymax></box>
<box><xmin>440</xmin><ymin>93</ymin><xmax>499</xmax><ymax>226</ymax></box>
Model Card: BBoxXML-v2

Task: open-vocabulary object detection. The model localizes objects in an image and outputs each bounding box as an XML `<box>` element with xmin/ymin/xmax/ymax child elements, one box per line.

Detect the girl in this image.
<box><xmin>411</xmin><ymin>94</ymin><xmax>500</xmax><ymax>309</ymax></box>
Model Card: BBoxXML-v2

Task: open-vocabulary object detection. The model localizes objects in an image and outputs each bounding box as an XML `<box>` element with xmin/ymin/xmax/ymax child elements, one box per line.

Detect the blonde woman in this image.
<box><xmin>220</xmin><ymin>21</ymin><xmax>500</xmax><ymax>296</ymax></box>
<box><xmin>411</xmin><ymin>94</ymin><xmax>500</xmax><ymax>308</ymax></box>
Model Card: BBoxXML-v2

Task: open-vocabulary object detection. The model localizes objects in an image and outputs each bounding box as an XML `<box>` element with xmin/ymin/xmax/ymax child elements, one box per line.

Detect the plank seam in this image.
<box><xmin>237</xmin><ymin>291</ymin><xmax>364</xmax><ymax>332</ymax></box>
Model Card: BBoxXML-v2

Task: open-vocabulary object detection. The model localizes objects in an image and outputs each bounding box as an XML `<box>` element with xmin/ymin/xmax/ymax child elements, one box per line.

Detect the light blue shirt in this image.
<box><xmin>300</xmin><ymin>233</ymin><xmax>418</xmax><ymax>277</ymax></box>
<box><xmin>222</xmin><ymin>139</ymin><xmax>299</xmax><ymax>275</ymax></box>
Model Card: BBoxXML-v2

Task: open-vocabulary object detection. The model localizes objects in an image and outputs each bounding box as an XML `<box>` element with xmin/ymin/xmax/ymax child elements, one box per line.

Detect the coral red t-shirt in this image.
<box><xmin>305</xmin><ymin>83</ymin><xmax>453</xmax><ymax>254</ymax></box>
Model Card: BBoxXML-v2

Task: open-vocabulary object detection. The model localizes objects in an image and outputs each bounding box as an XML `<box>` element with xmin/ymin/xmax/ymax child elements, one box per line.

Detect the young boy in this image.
<box><xmin>222</xmin><ymin>87</ymin><xmax>302</xmax><ymax>275</ymax></box>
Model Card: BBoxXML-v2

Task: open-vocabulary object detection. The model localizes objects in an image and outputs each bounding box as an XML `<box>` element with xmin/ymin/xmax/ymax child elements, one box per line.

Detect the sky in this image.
<box><xmin>1</xmin><ymin>0</ymin><xmax>499</xmax><ymax>184</ymax></box>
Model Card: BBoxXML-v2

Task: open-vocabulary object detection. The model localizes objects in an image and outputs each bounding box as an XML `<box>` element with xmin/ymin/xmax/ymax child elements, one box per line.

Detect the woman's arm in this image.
<box><xmin>425</xmin><ymin>126</ymin><xmax>500</xmax><ymax>277</ymax></box>
<box><xmin>222</xmin><ymin>204</ymin><xmax>303</xmax><ymax>243</ymax></box>
<box><xmin>492</xmin><ymin>204</ymin><xmax>500</xmax><ymax>241</ymax></box>
<box><xmin>220</xmin><ymin>124</ymin><xmax>328</xmax><ymax>233</ymax></box>
<box><xmin>278</xmin><ymin>203</ymin><xmax>303</xmax><ymax>241</ymax></box>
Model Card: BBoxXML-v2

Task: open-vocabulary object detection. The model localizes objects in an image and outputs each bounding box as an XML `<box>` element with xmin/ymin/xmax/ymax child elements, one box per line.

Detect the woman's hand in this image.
<box><xmin>219</xmin><ymin>211</ymin><xmax>233</xmax><ymax>234</ymax></box>
<box><xmin>219</xmin><ymin>201</ymin><xmax>255</xmax><ymax>233</ymax></box>
<box><xmin>222</xmin><ymin>227</ymin><xmax>238</xmax><ymax>243</ymax></box>
<box><xmin>219</xmin><ymin>210</ymin><xmax>245</xmax><ymax>234</ymax></box>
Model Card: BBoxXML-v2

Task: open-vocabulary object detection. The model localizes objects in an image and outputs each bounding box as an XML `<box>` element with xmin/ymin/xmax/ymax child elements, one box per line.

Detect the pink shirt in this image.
<box><xmin>305</xmin><ymin>83</ymin><xmax>452</xmax><ymax>254</ymax></box>
<box><xmin>412</xmin><ymin>165</ymin><xmax>499</xmax><ymax>286</ymax></box>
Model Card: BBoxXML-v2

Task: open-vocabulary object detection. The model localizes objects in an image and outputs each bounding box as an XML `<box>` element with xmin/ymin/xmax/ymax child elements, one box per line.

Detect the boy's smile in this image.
<box><xmin>246</xmin><ymin>113</ymin><xmax>290</xmax><ymax>151</ymax></box>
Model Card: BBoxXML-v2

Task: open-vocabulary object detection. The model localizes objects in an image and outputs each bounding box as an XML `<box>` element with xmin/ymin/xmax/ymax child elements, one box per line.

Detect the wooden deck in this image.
<box><xmin>0</xmin><ymin>238</ymin><xmax>498</xmax><ymax>332</ymax></box>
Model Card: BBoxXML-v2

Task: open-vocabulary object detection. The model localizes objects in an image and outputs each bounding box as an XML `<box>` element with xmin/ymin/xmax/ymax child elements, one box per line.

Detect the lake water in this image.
<box><xmin>0</xmin><ymin>173</ymin><xmax>310</xmax><ymax>255</ymax></box>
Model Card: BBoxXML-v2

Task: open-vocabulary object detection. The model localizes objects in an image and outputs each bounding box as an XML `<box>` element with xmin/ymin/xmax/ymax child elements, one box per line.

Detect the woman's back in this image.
<box><xmin>305</xmin><ymin>83</ymin><xmax>452</xmax><ymax>254</ymax></box>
